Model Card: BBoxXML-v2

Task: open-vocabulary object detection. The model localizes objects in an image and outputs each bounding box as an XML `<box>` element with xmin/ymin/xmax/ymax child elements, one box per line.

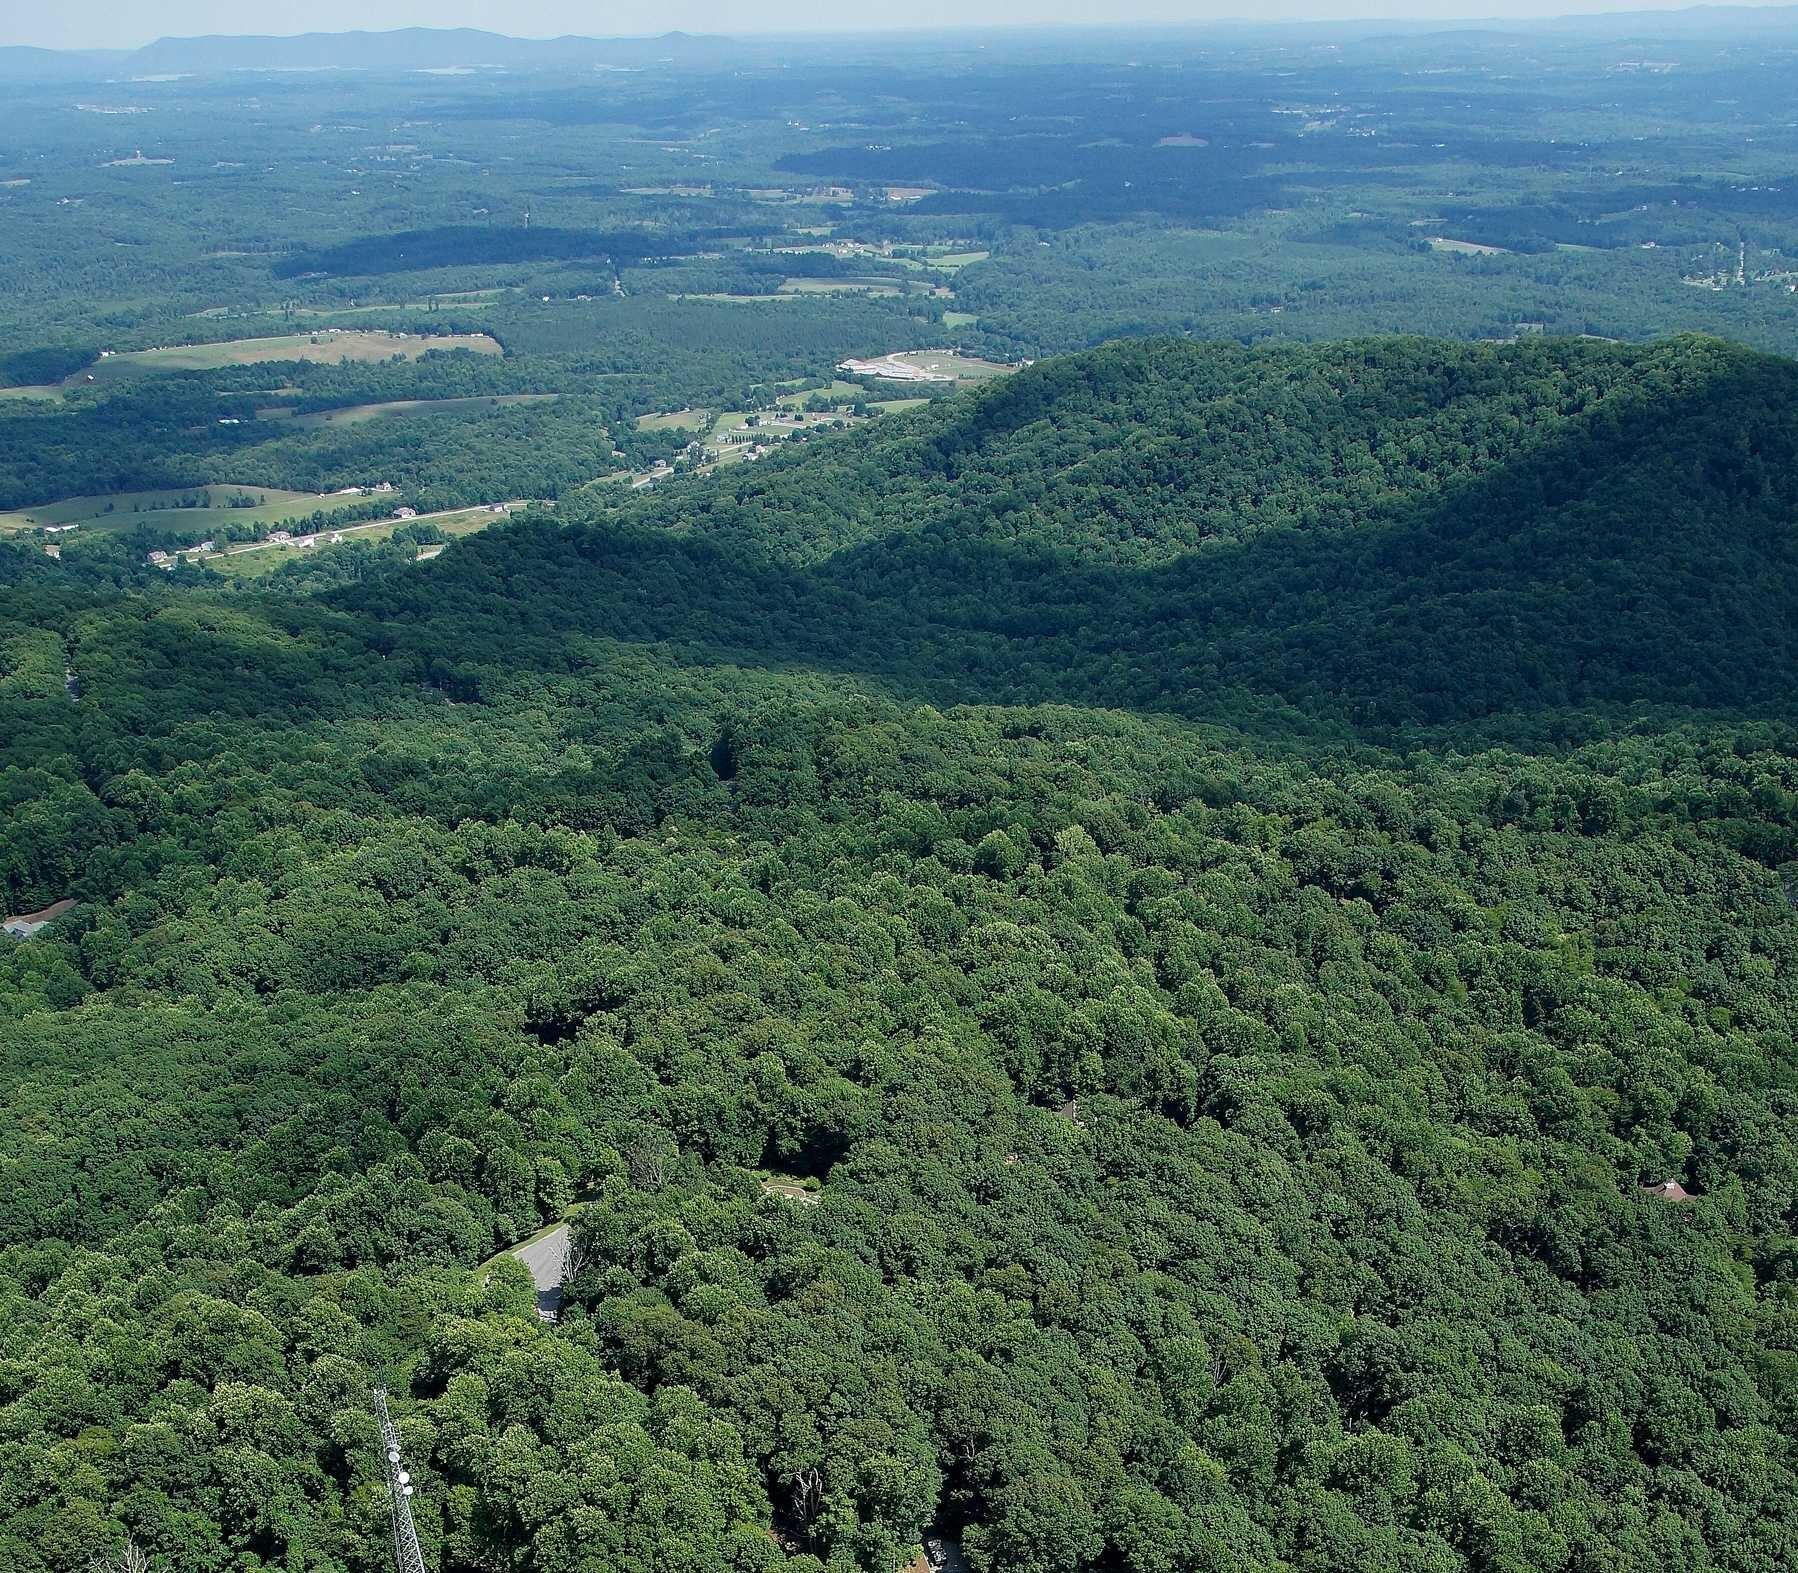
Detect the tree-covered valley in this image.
<box><xmin>2</xmin><ymin>326</ymin><xmax>1796</xmax><ymax>1573</ymax></box>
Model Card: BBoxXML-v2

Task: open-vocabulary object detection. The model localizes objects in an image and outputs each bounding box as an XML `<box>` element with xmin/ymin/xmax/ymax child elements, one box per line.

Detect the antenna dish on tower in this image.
<box><xmin>372</xmin><ymin>1386</ymin><xmax>428</xmax><ymax>1573</ymax></box>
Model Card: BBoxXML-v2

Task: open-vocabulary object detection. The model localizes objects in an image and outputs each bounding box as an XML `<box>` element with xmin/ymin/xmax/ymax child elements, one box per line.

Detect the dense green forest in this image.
<box><xmin>5</xmin><ymin>15</ymin><xmax>1798</xmax><ymax>1572</ymax></box>
<box><xmin>2</xmin><ymin>330</ymin><xmax>1796</xmax><ymax>1573</ymax></box>
<box><xmin>436</xmin><ymin>335</ymin><xmax>1798</xmax><ymax>728</ymax></box>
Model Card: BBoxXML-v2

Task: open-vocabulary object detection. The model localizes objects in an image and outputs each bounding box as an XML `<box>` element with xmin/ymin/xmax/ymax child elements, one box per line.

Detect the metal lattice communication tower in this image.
<box><xmin>373</xmin><ymin>1386</ymin><xmax>428</xmax><ymax>1573</ymax></box>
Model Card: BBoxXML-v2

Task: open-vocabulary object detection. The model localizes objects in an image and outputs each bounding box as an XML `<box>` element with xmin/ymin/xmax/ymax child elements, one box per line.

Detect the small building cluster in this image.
<box><xmin>3</xmin><ymin>898</ymin><xmax>77</xmax><ymax>940</ymax></box>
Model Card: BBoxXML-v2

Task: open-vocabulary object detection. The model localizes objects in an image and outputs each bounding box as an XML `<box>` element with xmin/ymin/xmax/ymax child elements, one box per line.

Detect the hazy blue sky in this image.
<box><xmin>8</xmin><ymin>0</ymin><xmax>1793</xmax><ymax>51</ymax></box>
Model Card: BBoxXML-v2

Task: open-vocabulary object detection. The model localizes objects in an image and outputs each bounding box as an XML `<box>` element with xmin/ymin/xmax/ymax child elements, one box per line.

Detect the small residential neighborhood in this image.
<box><xmin>136</xmin><ymin>489</ymin><xmax>451</xmax><ymax>567</ymax></box>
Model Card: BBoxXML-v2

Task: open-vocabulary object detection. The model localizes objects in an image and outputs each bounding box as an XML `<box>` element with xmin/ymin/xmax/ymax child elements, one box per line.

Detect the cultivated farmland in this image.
<box><xmin>0</xmin><ymin>330</ymin><xmax>502</xmax><ymax>397</ymax></box>
<box><xmin>0</xmin><ymin>485</ymin><xmax>366</xmax><ymax>537</ymax></box>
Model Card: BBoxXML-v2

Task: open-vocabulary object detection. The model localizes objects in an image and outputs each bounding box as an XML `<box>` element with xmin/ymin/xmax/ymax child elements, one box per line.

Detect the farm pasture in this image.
<box><xmin>0</xmin><ymin>485</ymin><xmax>362</xmax><ymax>537</ymax></box>
<box><xmin>0</xmin><ymin>330</ymin><xmax>502</xmax><ymax>397</ymax></box>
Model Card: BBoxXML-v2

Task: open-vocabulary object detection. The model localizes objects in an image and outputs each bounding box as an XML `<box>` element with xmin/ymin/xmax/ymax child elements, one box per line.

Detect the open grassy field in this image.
<box><xmin>0</xmin><ymin>330</ymin><xmax>502</xmax><ymax>397</ymax></box>
<box><xmin>942</xmin><ymin>311</ymin><xmax>980</xmax><ymax>330</ymax></box>
<box><xmin>1429</xmin><ymin>237</ymin><xmax>1510</xmax><ymax>256</ymax></box>
<box><xmin>775</xmin><ymin>380</ymin><xmax>864</xmax><ymax>408</ymax></box>
<box><xmin>260</xmin><ymin>393</ymin><xmax>554</xmax><ymax>429</ymax></box>
<box><xmin>296</xmin><ymin>289</ymin><xmax>508</xmax><ymax>315</ymax></box>
<box><xmin>926</xmin><ymin>250</ymin><xmax>991</xmax><ymax>270</ymax></box>
<box><xmin>204</xmin><ymin>506</ymin><xmax>502</xmax><ymax>580</ymax></box>
<box><xmin>667</xmin><ymin>292</ymin><xmax>801</xmax><ymax>304</ymax></box>
<box><xmin>273</xmin><ymin>302</ymin><xmax>497</xmax><ymax>319</ymax></box>
<box><xmin>777</xmin><ymin>277</ymin><xmax>906</xmax><ymax>296</ymax></box>
<box><xmin>635</xmin><ymin>408</ymin><xmax>712</xmax><ymax>432</ymax></box>
<box><xmin>0</xmin><ymin>485</ymin><xmax>360</xmax><ymax>537</ymax></box>
<box><xmin>194</xmin><ymin>291</ymin><xmax>510</xmax><ymax>322</ymax></box>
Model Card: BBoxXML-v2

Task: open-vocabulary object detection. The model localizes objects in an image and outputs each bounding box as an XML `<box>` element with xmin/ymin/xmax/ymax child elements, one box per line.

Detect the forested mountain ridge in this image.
<box><xmin>611</xmin><ymin>334</ymin><xmax>1784</xmax><ymax>567</ymax></box>
<box><xmin>1</xmin><ymin>335</ymin><xmax>1796</xmax><ymax>1573</ymax></box>
<box><xmin>383</xmin><ymin>335</ymin><xmax>1798</xmax><ymax>727</ymax></box>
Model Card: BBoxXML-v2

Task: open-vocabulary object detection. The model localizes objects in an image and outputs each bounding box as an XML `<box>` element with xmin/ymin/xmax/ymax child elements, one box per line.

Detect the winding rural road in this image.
<box><xmin>512</xmin><ymin>1223</ymin><xmax>569</xmax><ymax>1320</ymax></box>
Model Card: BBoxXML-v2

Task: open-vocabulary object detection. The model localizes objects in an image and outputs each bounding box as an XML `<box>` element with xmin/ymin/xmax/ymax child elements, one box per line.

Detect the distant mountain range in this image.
<box><xmin>6</xmin><ymin>7</ymin><xmax>1798</xmax><ymax>80</ymax></box>
<box><xmin>0</xmin><ymin>44</ymin><xmax>129</xmax><ymax>80</ymax></box>
<box><xmin>123</xmin><ymin>27</ymin><xmax>732</xmax><ymax>74</ymax></box>
<box><xmin>0</xmin><ymin>27</ymin><xmax>732</xmax><ymax>80</ymax></box>
<box><xmin>1541</xmin><ymin>1</ymin><xmax>1798</xmax><ymax>30</ymax></box>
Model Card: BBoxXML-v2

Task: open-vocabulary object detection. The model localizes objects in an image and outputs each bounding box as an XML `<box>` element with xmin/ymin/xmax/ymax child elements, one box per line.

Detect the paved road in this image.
<box><xmin>513</xmin><ymin>1223</ymin><xmax>569</xmax><ymax>1320</ymax></box>
<box><xmin>200</xmin><ymin>500</ymin><xmax>523</xmax><ymax>563</ymax></box>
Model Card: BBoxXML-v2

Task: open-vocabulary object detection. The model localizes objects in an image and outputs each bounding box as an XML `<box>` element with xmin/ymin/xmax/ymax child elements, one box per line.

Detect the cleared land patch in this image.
<box><xmin>1429</xmin><ymin>237</ymin><xmax>1511</xmax><ymax>256</ymax></box>
<box><xmin>925</xmin><ymin>250</ymin><xmax>991</xmax><ymax>270</ymax></box>
<box><xmin>635</xmin><ymin>408</ymin><xmax>712</xmax><ymax>432</ymax></box>
<box><xmin>261</xmin><ymin>393</ymin><xmax>554</xmax><ymax>429</ymax></box>
<box><xmin>776</xmin><ymin>380</ymin><xmax>863</xmax><ymax>408</ymax></box>
<box><xmin>3</xmin><ymin>330</ymin><xmax>502</xmax><ymax>397</ymax></box>
<box><xmin>775</xmin><ymin>242</ymin><xmax>927</xmax><ymax>271</ymax></box>
<box><xmin>777</xmin><ymin>277</ymin><xmax>905</xmax><ymax>296</ymax></box>
<box><xmin>839</xmin><ymin>349</ymin><xmax>1019</xmax><ymax>384</ymax></box>
<box><xmin>759</xmin><ymin>1174</ymin><xmax>822</xmax><ymax>1205</ymax></box>
<box><xmin>667</xmin><ymin>292</ymin><xmax>802</xmax><ymax>304</ymax></box>
<box><xmin>0</xmin><ymin>485</ymin><xmax>362</xmax><ymax>538</ymax></box>
<box><xmin>204</xmin><ymin>505</ymin><xmax>505</xmax><ymax>579</ymax></box>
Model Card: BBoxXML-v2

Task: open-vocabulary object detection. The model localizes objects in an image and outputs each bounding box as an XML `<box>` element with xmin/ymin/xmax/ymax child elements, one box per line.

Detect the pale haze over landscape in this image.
<box><xmin>11</xmin><ymin>0</ymin><xmax>1798</xmax><ymax>48</ymax></box>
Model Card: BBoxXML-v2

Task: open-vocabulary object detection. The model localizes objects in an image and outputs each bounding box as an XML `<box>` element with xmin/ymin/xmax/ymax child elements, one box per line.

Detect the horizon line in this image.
<box><xmin>10</xmin><ymin>2</ymin><xmax>1798</xmax><ymax>56</ymax></box>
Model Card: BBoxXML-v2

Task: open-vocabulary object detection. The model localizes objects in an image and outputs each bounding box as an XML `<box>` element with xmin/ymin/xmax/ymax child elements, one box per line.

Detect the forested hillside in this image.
<box><xmin>403</xmin><ymin>335</ymin><xmax>1798</xmax><ymax>728</ymax></box>
<box><xmin>1</xmin><ymin>336</ymin><xmax>1795</xmax><ymax>1573</ymax></box>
